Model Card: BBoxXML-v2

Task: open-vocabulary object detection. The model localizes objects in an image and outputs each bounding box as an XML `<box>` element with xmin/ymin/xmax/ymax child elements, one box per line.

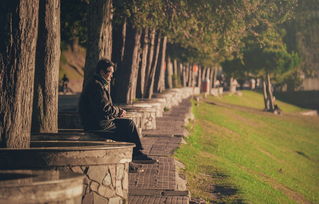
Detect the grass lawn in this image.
<box><xmin>175</xmin><ymin>91</ymin><xmax>319</xmax><ymax>204</ymax></box>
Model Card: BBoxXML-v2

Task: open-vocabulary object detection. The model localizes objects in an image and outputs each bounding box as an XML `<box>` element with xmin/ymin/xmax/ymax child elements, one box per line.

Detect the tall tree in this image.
<box><xmin>83</xmin><ymin>0</ymin><xmax>113</xmax><ymax>88</ymax></box>
<box><xmin>165</xmin><ymin>57</ymin><xmax>173</xmax><ymax>89</ymax></box>
<box><xmin>144</xmin><ymin>32</ymin><xmax>161</xmax><ymax>98</ymax></box>
<box><xmin>136</xmin><ymin>28</ymin><xmax>149</xmax><ymax>98</ymax></box>
<box><xmin>32</xmin><ymin>0</ymin><xmax>60</xmax><ymax>133</ymax></box>
<box><xmin>112</xmin><ymin>23</ymin><xmax>142</xmax><ymax>104</ymax></box>
<box><xmin>154</xmin><ymin>36</ymin><xmax>168</xmax><ymax>93</ymax></box>
<box><xmin>0</xmin><ymin>0</ymin><xmax>39</xmax><ymax>148</ymax></box>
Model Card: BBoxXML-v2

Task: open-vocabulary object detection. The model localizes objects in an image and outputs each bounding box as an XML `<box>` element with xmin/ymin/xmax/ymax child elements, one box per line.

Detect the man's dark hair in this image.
<box><xmin>96</xmin><ymin>58</ymin><xmax>116</xmax><ymax>73</ymax></box>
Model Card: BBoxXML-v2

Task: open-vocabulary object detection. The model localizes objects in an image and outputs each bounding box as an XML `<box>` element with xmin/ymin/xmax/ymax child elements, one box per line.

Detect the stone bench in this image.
<box><xmin>118</xmin><ymin>105</ymin><xmax>157</xmax><ymax>130</ymax></box>
<box><xmin>0</xmin><ymin>169</ymin><xmax>83</xmax><ymax>204</ymax></box>
<box><xmin>132</xmin><ymin>101</ymin><xmax>163</xmax><ymax>117</ymax></box>
<box><xmin>58</xmin><ymin>111</ymin><xmax>143</xmax><ymax>135</ymax></box>
<box><xmin>0</xmin><ymin>140</ymin><xmax>135</xmax><ymax>204</ymax></box>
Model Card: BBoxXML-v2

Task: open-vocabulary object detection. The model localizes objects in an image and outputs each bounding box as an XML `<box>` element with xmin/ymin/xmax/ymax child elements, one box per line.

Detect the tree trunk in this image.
<box><xmin>211</xmin><ymin>68</ymin><xmax>216</xmax><ymax>88</ymax></box>
<box><xmin>144</xmin><ymin>32</ymin><xmax>161</xmax><ymax>99</ymax></box>
<box><xmin>112</xmin><ymin>20</ymin><xmax>126</xmax><ymax>66</ymax></box>
<box><xmin>111</xmin><ymin>20</ymin><xmax>126</xmax><ymax>99</ymax></box>
<box><xmin>188</xmin><ymin>65</ymin><xmax>195</xmax><ymax>87</ymax></box>
<box><xmin>154</xmin><ymin>36</ymin><xmax>167</xmax><ymax>93</ymax></box>
<box><xmin>83</xmin><ymin>0</ymin><xmax>113</xmax><ymax>88</ymax></box>
<box><xmin>0</xmin><ymin>0</ymin><xmax>39</xmax><ymax>148</ymax></box>
<box><xmin>130</xmin><ymin>43</ymin><xmax>141</xmax><ymax>102</ymax></box>
<box><xmin>230</xmin><ymin>77</ymin><xmax>237</xmax><ymax>93</ymax></box>
<box><xmin>262</xmin><ymin>78</ymin><xmax>269</xmax><ymax>111</ymax></box>
<box><xmin>113</xmin><ymin>24</ymin><xmax>141</xmax><ymax>104</ymax></box>
<box><xmin>172</xmin><ymin>59</ymin><xmax>180</xmax><ymax>88</ymax></box>
<box><xmin>182</xmin><ymin>65</ymin><xmax>187</xmax><ymax>87</ymax></box>
<box><xmin>144</xmin><ymin>29</ymin><xmax>156</xmax><ymax>93</ymax></box>
<box><xmin>136</xmin><ymin>28</ymin><xmax>149</xmax><ymax>98</ymax></box>
<box><xmin>185</xmin><ymin>64</ymin><xmax>189</xmax><ymax>86</ymax></box>
<box><xmin>197</xmin><ymin>66</ymin><xmax>202</xmax><ymax>89</ymax></box>
<box><xmin>32</xmin><ymin>0</ymin><xmax>60</xmax><ymax>133</ymax></box>
<box><xmin>266</xmin><ymin>72</ymin><xmax>274</xmax><ymax>111</ymax></box>
<box><xmin>165</xmin><ymin>57</ymin><xmax>173</xmax><ymax>89</ymax></box>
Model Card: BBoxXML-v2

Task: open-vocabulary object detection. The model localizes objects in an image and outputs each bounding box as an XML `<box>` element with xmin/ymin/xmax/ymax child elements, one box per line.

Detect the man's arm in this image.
<box><xmin>89</xmin><ymin>82</ymin><xmax>120</xmax><ymax>119</ymax></box>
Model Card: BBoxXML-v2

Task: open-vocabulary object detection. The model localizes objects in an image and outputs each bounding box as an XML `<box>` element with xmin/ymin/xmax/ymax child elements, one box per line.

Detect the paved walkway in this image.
<box><xmin>129</xmin><ymin>98</ymin><xmax>193</xmax><ymax>204</ymax></box>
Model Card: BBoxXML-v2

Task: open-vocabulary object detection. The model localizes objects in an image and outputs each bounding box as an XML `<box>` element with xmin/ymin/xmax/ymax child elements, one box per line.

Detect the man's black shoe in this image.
<box><xmin>129</xmin><ymin>163</ymin><xmax>144</xmax><ymax>173</ymax></box>
<box><xmin>132</xmin><ymin>153</ymin><xmax>158</xmax><ymax>164</ymax></box>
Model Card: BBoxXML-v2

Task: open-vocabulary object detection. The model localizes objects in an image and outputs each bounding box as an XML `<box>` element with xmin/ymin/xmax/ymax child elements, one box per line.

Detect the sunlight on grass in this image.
<box><xmin>175</xmin><ymin>91</ymin><xmax>319</xmax><ymax>203</ymax></box>
<box><xmin>212</xmin><ymin>90</ymin><xmax>307</xmax><ymax>113</ymax></box>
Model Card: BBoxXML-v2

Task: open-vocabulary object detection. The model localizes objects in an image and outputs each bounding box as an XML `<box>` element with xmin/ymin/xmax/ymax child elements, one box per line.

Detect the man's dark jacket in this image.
<box><xmin>79</xmin><ymin>74</ymin><xmax>120</xmax><ymax>131</ymax></box>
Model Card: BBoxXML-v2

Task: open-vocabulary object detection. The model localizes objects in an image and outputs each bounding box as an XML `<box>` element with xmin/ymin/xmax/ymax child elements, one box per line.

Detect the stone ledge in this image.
<box><xmin>0</xmin><ymin>141</ymin><xmax>134</xmax><ymax>169</ymax></box>
<box><xmin>0</xmin><ymin>170</ymin><xmax>83</xmax><ymax>204</ymax></box>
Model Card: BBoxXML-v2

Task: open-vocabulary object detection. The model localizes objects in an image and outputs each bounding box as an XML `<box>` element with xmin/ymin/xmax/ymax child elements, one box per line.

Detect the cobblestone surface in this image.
<box><xmin>129</xmin><ymin>98</ymin><xmax>192</xmax><ymax>204</ymax></box>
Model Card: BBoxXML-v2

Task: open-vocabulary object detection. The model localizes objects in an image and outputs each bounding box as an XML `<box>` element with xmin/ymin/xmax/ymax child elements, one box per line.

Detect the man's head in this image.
<box><xmin>96</xmin><ymin>58</ymin><xmax>116</xmax><ymax>82</ymax></box>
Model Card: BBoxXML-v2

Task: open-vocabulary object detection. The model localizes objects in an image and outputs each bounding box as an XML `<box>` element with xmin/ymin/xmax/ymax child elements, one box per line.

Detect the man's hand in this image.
<box><xmin>119</xmin><ymin>109</ymin><xmax>126</xmax><ymax>117</ymax></box>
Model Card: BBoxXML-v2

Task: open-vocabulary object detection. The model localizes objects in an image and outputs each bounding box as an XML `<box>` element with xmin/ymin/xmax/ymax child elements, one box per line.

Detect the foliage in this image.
<box><xmin>61</xmin><ymin>0</ymin><xmax>88</xmax><ymax>48</ymax></box>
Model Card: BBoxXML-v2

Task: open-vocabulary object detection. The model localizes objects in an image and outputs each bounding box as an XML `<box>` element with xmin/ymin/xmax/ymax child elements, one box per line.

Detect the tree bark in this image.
<box><xmin>183</xmin><ymin>64</ymin><xmax>187</xmax><ymax>87</ymax></box>
<box><xmin>112</xmin><ymin>24</ymin><xmax>141</xmax><ymax>104</ymax></box>
<box><xmin>211</xmin><ymin>67</ymin><xmax>217</xmax><ymax>88</ymax></box>
<box><xmin>112</xmin><ymin>20</ymin><xmax>126</xmax><ymax>66</ymax></box>
<box><xmin>262</xmin><ymin>78</ymin><xmax>269</xmax><ymax>111</ymax></box>
<box><xmin>185</xmin><ymin>64</ymin><xmax>189</xmax><ymax>86</ymax></box>
<box><xmin>144</xmin><ymin>32</ymin><xmax>161</xmax><ymax>99</ymax></box>
<box><xmin>144</xmin><ymin>29</ymin><xmax>156</xmax><ymax>93</ymax></box>
<box><xmin>165</xmin><ymin>57</ymin><xmax>173</xmax><ymax>89</ymax></box>
<box><xmin>136</xmin><ymin>28</ymin><xmax>149</xmax><ymax>98</ymax></box>
<box><xmin>0</xmin><ymin>0</ymin><xmax>39</xmax><ymax>148</ymax></box>
<box><xmin>172</xmin><ymin>59</ymin><xmax>178</xmax><ymax>87</ymax></box>
<box><xmin>154</xmin><ymin>36</ymin><xmax>167</xmax><ymax>93</ymax></box>
<box><xmin>32</xmin><ymin>0</ymin><xmax>60</xmax><ymax>133</ymax></box>
<box><xmin>130</xmin><ymin>38</ymin><xmax>141</xmax><ymax>102</ymax></box>
<box><xmin>83</xmin><ymin>0</ymin><xmax>113</xmax><ymax>88</ymax></box>
<box><xmin>266</xmin><ymin>72</ymin><xmax>274</xmax><ymax>111</ymax></box>
<box><xmin>188</xmin><ymin>65</ymin><xmax>193</xmax><ymax>87</ymax></box>
<box><xmin>197</xmin><ymin>66</ymin><xmax>202</xmax><ymax>89</ymax></box>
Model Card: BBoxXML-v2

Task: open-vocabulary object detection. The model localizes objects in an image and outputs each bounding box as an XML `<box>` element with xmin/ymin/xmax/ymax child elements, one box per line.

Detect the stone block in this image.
<box><xmin>109</xmin><ymin>165</ymin><xmax>116</xmax><ymax>186</ymax></box>
<box><xmin>98</xmin><ymin>185</ymin><xmax>115</xmax><ymax>198</ymax></box>
<box><xmin>87</xmin><ymin>165</ymin><xmax>108</xmax><ymax>182</ymax></box>
<box><xmin>102</xmin><ymin>172</ymin><xmax>112</xmax><ymax>186</ymax></box>
<box><xmin>116</xmin><ymin>164</ymin><xmax>124</xmax><ymax>180</ymax></box>
<box><xmin>70</xmin><ymin>166</ymin><xmax>83</xmax><ymax>174</ymax></box>
<box><xmin>90</xmin><ymin>181</ymin><xmax>99</xmax><ymax>192</ymax></box>
<box><xmin>93</xmin><ymin>193</ymin><xmax>109</xmax><ymax>204</ymax></box>
<box><xmin>122</xmin><ymin>169</ymin><xmax>128</xmax><ymax>191</ymax></box>
<box><xmin>109</xmin><ymin>196</ymin><xmax>123</xmax><ymax>204</ymax></box>
<box><xmin>115</xmin><ymin>180</ymin><xmax>124</xmax><ymax>197</ymax></box>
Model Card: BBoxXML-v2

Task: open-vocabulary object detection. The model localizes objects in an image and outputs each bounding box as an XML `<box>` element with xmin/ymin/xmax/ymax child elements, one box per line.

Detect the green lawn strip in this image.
<box><xmin>211</xmin><ymin>90</ymin><xmax>307</xmax><ymax>113</ymax></box>
<box><xmin>175</xmin><ymin>96</ymin><xmax>319</xmax><ymax>203</ymax></box>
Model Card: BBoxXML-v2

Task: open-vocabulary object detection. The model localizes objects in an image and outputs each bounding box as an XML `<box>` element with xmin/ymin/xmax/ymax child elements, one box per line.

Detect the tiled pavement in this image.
<box><xmin>129</xmin><ymin>98</ymin><xmax>192</xmax><ymax>204</ymax></box>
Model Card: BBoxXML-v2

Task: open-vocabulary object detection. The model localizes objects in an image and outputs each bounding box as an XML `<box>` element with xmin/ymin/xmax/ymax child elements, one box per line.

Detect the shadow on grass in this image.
<box><xmin>296</xmin><ymin>151</ymin><xmax>311</xmax><ymax>160</ymax></box>
<box><xmin>206</xmin><ymin>169</ymin><xmax>246</xmax><ymax>204</ymax></box>
<box><xmin>211</xmin><ymin>184</ymin><xmax>246</xmax><ymax>204</ymax></box>
<box><xmin>275</xmin><ymin>91</ymin><xmax>319</xmax><ymax>111</ymax></box>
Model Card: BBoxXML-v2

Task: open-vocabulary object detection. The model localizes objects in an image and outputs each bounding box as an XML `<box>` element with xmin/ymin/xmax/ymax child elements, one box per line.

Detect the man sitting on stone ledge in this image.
<box><xmin>79</xmin><ymin>58</ymin><xmax>156</xmax><ymax>164</ymax></box>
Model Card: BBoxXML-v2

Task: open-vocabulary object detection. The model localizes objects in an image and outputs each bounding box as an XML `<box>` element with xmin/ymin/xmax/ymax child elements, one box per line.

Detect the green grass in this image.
<box><xmin>175</xmin><ymin>91</ymin><xmax>319</xmax><ymax>204</ymax></box>
<box><xmin>213</xmin><ymin>90</ymin><xmax>306</xmax><ymax>113</ymax></box>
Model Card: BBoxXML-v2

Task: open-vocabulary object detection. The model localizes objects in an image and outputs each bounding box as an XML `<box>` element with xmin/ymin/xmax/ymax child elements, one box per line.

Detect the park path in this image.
<box><xmin>128</xmin><ymin>98</ymin><xmax>193</xmax><ymax>204</ymax></box>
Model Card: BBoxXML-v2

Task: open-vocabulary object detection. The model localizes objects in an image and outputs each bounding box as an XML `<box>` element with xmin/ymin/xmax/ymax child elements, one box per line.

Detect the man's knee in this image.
<box><xmin>115</xmin><ymin>118</ymin><xmax>135</xmax><ymax>128</ymax></box>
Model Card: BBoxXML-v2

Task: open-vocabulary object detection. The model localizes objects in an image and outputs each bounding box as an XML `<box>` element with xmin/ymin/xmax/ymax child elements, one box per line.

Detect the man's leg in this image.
<box><xmin>112</xmin><ymin>118</ymin><xmax>143</xmax><ymax>154</ymax></box>
<box><xmin>113</xmin><ymin>118</ymin><xmax>157</xmax><ymax>163</ymax></box>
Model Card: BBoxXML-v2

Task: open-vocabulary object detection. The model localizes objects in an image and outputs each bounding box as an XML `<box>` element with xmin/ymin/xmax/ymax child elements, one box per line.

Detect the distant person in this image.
<box><xmin>273</xmin><ymin>104</ymin><xmax>282</xmax><ymax>115</ymax></box>
<box><xmin>79</xmin><ymin>58</ymin><xmax>157</xmax><ymax>164</ymax></box>
<box><xmin>62</xmin><ymin>74</ymin><xmax>69</xmax><ymax>93</ymax></box>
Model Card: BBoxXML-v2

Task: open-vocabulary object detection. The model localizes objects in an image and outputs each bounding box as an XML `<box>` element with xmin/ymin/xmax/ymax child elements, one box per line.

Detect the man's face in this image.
<box><xmin>101</xmin><ymin>66</ymin><xmax>114</xmax><ymax>82</ymax></box>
